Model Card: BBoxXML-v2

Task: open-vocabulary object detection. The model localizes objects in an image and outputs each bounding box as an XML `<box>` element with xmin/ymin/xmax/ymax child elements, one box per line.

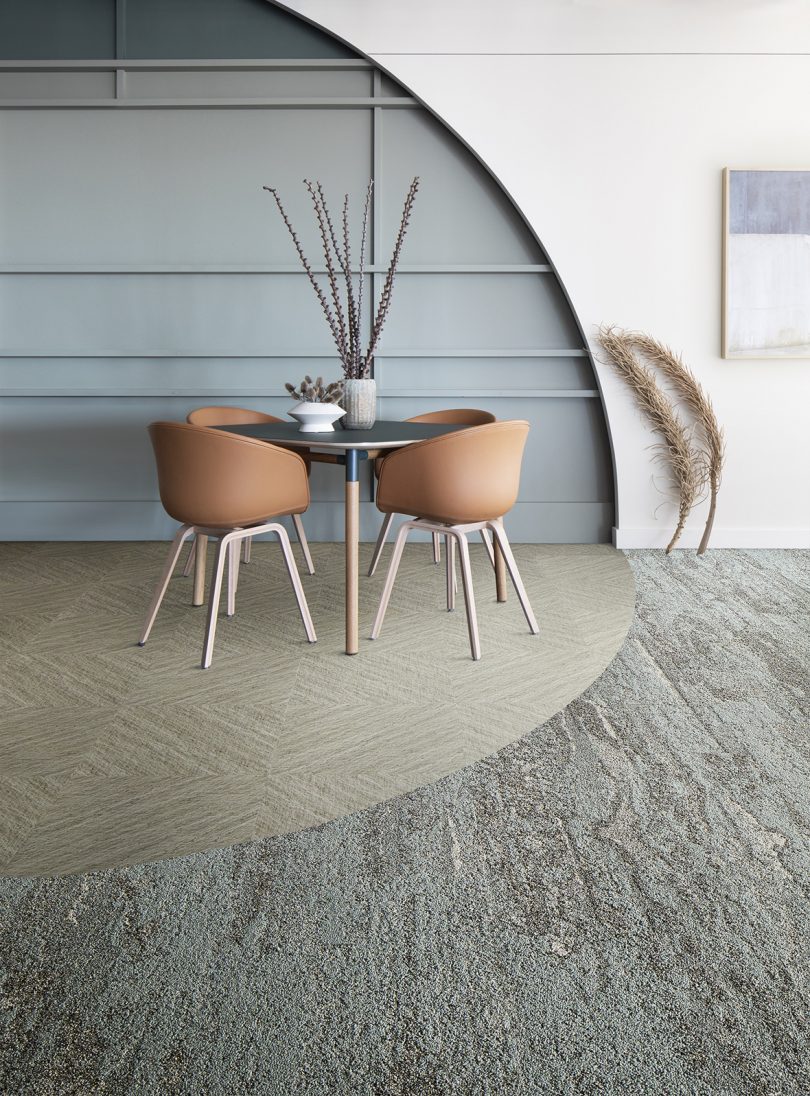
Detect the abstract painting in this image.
<box><xmin>723</xmin><ymin>168</ymin><xmax>810</xmax><ymax>358</ymax></box>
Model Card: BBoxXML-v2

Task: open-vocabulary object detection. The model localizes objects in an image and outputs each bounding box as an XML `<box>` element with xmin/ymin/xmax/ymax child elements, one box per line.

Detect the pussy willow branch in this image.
<box><xmin>263</xmin><ymin>186</ymin><xmax>344</xmax><ymax>360</ymax></box>
<box><xmin>627</xmin><ymin>332</ymin><xmax>725</xmax><ymax>555</ymax></box>
<box><xmin>341</xmin><ymin>192</ymin><xmax>359</xmax><ymax>375</ymax></box>
<box><xmin>305</xmin><ymin>181</ymin><xmax>350</xmax><ymax>372</ymax></box>
<box><xmin>353</xmin><ymin>181</ymin><xmax>373</xmax><ymax>380</ymax></box>
<box><xmin>362</xmin><ymin>176</ymin><xmax>420</xmax><ymax>375</ymax></box>
<box><xmin>315</xmin><ymin>182</ymin><xmax>353</xmax><ymax>351</ymax></box>
<box><xmin>599</xmin><ymin>325</ymin><xmax>702</xmax><ymax>553</ymax></box>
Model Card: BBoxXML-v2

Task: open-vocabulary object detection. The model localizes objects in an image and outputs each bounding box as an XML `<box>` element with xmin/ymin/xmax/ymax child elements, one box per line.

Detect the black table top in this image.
<box><xmin>215</xmin><ymin>419</ymin><xmax>469</xmax><ymax>451</ymax></box>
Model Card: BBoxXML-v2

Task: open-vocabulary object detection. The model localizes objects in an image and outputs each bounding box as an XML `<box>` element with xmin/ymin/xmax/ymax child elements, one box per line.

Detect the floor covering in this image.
<box><xmin>0</xmin><ymin>549</ymin><xmax>807</xmax><ymax>1094</ymax></box>
<box><xmin>0</xmin><ymin>540</ymin><xmax>633</xmax><ymax>875</ymax></box>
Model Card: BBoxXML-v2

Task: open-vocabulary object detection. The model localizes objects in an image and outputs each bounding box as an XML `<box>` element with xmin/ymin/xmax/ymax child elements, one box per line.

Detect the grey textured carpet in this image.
<box><xmin>1</xmin><ymin>550</ymin><xmax>808</xmax><ymax>1095</ymax></box>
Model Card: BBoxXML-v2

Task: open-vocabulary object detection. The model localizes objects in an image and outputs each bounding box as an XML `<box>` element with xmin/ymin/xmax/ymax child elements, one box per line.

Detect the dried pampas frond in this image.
<box><xmin>625</xmin><ymin>333</ymin><xmax>725</xmax><ymax>555</ymax></box>
<box><xmin>599</xmin><ymin>325</ymin><xmax>703</xmax><ymax>553</ymax></box>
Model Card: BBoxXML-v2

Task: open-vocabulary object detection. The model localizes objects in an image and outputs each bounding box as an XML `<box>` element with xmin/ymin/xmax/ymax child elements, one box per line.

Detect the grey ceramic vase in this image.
<box><xmin>342</xmin><ymin>378</ymin><xmax>377</xmax><ymax>430</ymax></box>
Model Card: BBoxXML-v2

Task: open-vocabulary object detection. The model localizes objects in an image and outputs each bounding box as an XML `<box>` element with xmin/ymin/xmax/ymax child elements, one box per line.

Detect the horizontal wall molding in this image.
<box><xmin>0</xmin><ymin>97</ymin><xmax>418</xmax><ymax>110</ymax></box>
<box><xmin>0</xmin><ymin>60</ymin><xmax>374</xmax><ymax>71</ymax></box>
<box><xmin>0</xmin><ymin>501</ymin><xmax>614</xmax><ymax>544</ymax></box>
<box><xmin>0</xmin><ymin>349</ymin><xmax>587</xmax><ymax>360</ymax></box>
<box><xmin>0</xmin><ymin>387</ymin><xmax>600</xmax><ymax>398</ymax></box>
<box><xmin>0</xmin><ymin>264</ymin><xmax>554</xmax><ymax>275</ymax></box>
<box><xmin>0</xmin><ymin>58</ymin><xmax>409</xmax><ymax>110</ymax></box>
<box><xmin>613</xmin><ymin>526</ymin><xmax>810</xmax><ymax>550</ymax></box>
<box><xmin>382</xmin><ymin>388</ymin><xmax>597</xmax><ymax>397</ymax></box>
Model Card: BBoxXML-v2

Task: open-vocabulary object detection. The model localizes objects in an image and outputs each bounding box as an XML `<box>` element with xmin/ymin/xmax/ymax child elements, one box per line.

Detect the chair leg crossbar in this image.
<box><xmin>370</xmin><ymin>518</ymin><xmax>539</xmax><ymax>660</ymax></box>
<box><xmin>182</xmin><ymin>513</ymin><xmax>315</xmax><ymax>580</ymax></box>
<box><xmin>139</xmin><ymin>522</ymin><xmax>316</xmax><ymax>668</ymax></box>
<box><xmin>368</xmin><ymin>516</ymin><xmax>495</xmax><ymax>578</ymax></box>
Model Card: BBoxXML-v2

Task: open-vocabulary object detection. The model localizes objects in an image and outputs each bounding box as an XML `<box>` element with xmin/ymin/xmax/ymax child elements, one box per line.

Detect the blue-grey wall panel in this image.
<box><xmin>0</xmin><ymin>71</ymin><xmax>115</xmax><ymax>98</ymax></box>
<box><xmin>377</xmin><ymin>356</ymin><xmax>597</xmax><ymax>392</ymax></box>
<box><xmin>124</xmin><ymin>67</ymin><xmax>371</xmax><ymax>99</ymax></box>
<box><xmin>0</xmin><ymin>356</ymin><xmax>344</xmax><ymax>394</ymax></box>
<box><xmin>379</xmin><ymin>110</ymin><xmax>546</xmax><ymax>265</ymax></box>
<box><xmin>380</xmin><ymin>275</ymin><xmax>582</xmax><ymax>352</ymax></box>
<box><xmin>123</xmin><ymin>0</ymin><xmax>354</xmax><ymax>59</ymax></box>
<box><xmin>0</xmin><ymin>110</ymin><xmax>372</xmax><ymax>265</ymax></box>
<box><xmin>0</xmin><ymin>274</ymin><xmax>372</xmax><ymax>357</ymax></box>
<box><xmin>0</xmin><ymin>356</ymin><xmax>347</xmax><ymax>395</ymax></box>
<box><xmin>0</xmin><ymin>0</ymin><xmax>115</xmax><ymax>59</ymax></box>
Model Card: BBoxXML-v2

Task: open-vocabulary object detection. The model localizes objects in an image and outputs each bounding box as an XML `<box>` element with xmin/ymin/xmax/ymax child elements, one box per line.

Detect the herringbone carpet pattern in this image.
<box><xmin>0</xmin><ymin>540</ymin><xmax>633</xmax><ymax>876</ymax></box>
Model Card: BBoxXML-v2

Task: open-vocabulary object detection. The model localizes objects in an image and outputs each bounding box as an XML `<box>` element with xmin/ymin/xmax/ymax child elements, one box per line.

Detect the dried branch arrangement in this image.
<box><xmin>285</xmin><ymin>375</ymin><xmax>344</xmax><ymax>404</ymax></box>
<box><xmin>265</xmin><ymin>177</ymin><xmax>420</xmax><ymax>380</ymax></box>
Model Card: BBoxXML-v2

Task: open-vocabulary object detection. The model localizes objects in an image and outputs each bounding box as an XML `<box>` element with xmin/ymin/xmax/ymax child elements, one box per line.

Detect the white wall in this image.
<box><xmin>281</xmin><ymin>0</ymin><xmax>810</xmax><ymax>548</ymax></box>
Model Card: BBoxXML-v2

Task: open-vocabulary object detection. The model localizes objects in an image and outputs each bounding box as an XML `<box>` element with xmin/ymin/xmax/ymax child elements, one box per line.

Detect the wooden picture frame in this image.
<box><xmin>722</xmin><ymin>167</ymin><xmax>810</xmax><ymax>359</ymax></box>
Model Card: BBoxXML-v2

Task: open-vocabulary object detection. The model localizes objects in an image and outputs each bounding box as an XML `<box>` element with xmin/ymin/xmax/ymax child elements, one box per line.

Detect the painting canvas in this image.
<box><xmin>723</xmin><ymin>168</ymin><xmax>810</xmax><ymax>358</ymax></box>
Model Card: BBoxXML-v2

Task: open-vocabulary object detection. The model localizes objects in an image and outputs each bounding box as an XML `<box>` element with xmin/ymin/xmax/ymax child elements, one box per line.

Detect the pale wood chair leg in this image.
<box><xmin>488</xmin><ymin>522</ymin><xmax>539</xmax><ymax>634</ymax></box>
<box><xmin>192</xmin><ymin>534</ymin><xmax>208</xmax><ymax>606</ymax></box>
<box><xmin>454</xmin><ymin>532</ymin><xmax>481</xmax><ymax>660</ymax></box>
<box><xmin>480</xmin><ymin>528</ymin><xmax>495</xmax><ymax>568</ymax></box>
<box><xmin>493</xmin><ymin>517</ymin><xmax>507</xmax><ymax>603</ymax></box>
<box><xmin>292</xmin><ymin>512</ymin><xmax>315</xmax><ymax>575</ymax></box>
<box><xmin>367</xmin><ymin>511</ymin><xmax>394</xmax><ymax>577</ymax></box>
<box><xmin>370</xmin><ymin>521</ymin><xmax>412</xmax><ymax>639</ymax></box>
<box><xmin>182</xmin><ymin>535</ymin><xmax>196</xmax><ymax>577</ymax></box>
<box><xmin>201</xmin><ymin>535</ymin><xmax>230</xmax><ymax>669</ymax></box>
<box><xmin>242</xmin><ymin>537</ymin><xmax>251</xmax><ymax>564</ymax></box>
<box><xmin>139</xmin><ymin>525</ymin><xmax>194</xmax><ymax>646</ymax></box>
<box><xmin>274</xmin><ymin>525</ymin><xmax>317</xmax><ymax>643</ymax></box>
<box><xmin>227</xmin><ymin>539</ymin><xmax>239</xmax><ymax>617</ymax></box>
<box><xmin>432</xmin><ymin>531</ymin><xmax>441</xmax><ymax>564</ymax></box>
<box><xmin>445</xmin><ymin>533</ymin><xmax>455</xmax><ymax>611</ymax></box>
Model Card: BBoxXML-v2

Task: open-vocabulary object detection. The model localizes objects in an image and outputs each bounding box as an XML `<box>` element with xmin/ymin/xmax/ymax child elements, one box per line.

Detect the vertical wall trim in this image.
<box><xmin>115</xmin><ymin>0</ymin><xmax>127</xmax><ymax>60</ymax></box>
<box><xmin>368</xmin><ymin>70</ymin><xmax>383</xmax><ymax>504</ymax></box>
<box><xmin>371</xmin><ymin>70</ymin><xmax>383</xmax><ymax>383</ymax></box>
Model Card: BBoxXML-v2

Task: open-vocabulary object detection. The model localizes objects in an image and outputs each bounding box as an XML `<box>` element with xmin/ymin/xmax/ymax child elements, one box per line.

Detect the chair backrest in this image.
<box><xmin>186</xmin><ymin>406</ymin><xmax>283</xmax><ymax>427</ymax></box>
<box><xmin>374</xmin><ymin>408</ymin><xmax>497</xmax><ymax>479</ymax></box>
<box><xmin>407</xmin><ymin>408</ymin><xmax>496</xmax><ymax>426</ymax></box>
<box><xmin>148</xmin><ymin>422</ymin><xmax>309</xmax><ymax>528</ymax></box>
<box><xmin>376</xmin><ymin>420</ymin><xmax>529</xmax><ymax>524</ymax></box>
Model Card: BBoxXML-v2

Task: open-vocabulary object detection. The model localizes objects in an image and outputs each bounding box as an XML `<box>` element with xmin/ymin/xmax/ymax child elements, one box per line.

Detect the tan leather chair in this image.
<box><xmin>367</xmin><ymin>409</ymin><xmax>497</xmax><ymax>577</ymax></box>
<box><xmin>370</xmin><ymin>421</ymin><xmax>538</xmax><ymax>660</ymax></box>
<box><xmin>184</xmin><ymin>406</ymin><xmax>314</xmax><ymax>575</ymax></box>
<box><xmin>139</xmin><ymin>422</ymin><xmax>316</xmax><ymax>668</ymax></box>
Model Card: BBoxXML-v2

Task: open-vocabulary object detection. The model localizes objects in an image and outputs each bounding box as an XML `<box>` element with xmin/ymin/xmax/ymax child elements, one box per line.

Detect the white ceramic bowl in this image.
<box><xmin>288</xmin><ymin>401</ymin><xmax>345</xmax><ymax>433</ymax></box>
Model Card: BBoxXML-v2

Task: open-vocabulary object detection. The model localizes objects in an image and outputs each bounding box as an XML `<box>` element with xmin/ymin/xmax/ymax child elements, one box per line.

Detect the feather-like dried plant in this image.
<box><xmin>599</xmin><ymin>325</ymin><xmax>703</xmax><ymax>552</ymax></box>
<box><xmin>285</xmin><ymin>375</ymin><xmax>344</xmax><ymax>404</ymax></box>
<box><xmin>626</xmin><ymin>333</ymin><xmax>725</xmax><ymax>554</ymax></box>
<box><xmin>264</xmin><ymin>177</ymin><xmax>419</xmax><ymax>380</ymax></box>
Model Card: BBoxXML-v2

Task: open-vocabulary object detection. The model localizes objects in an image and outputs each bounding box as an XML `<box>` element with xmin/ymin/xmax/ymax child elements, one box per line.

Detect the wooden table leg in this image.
<box><xmin>192</xmin><ymin>534</ymin><xmax>208</xmax><ymax>607</ymax></box>
<box><xmin>494</xmin><ymin>518</ymin><xmax>507</xmax><ymax>603</ymax></box>
<box><xmin>345</xmin><ymin>452</ymin><xmax>360</xmax><ymax>654</ymax></box>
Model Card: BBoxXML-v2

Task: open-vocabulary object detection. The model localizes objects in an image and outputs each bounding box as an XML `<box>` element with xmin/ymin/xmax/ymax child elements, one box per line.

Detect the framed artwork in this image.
<box><xmin>722</xmin><ymin>168</ymin><xmax>810</xmax><ymax>358</ymax></box>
